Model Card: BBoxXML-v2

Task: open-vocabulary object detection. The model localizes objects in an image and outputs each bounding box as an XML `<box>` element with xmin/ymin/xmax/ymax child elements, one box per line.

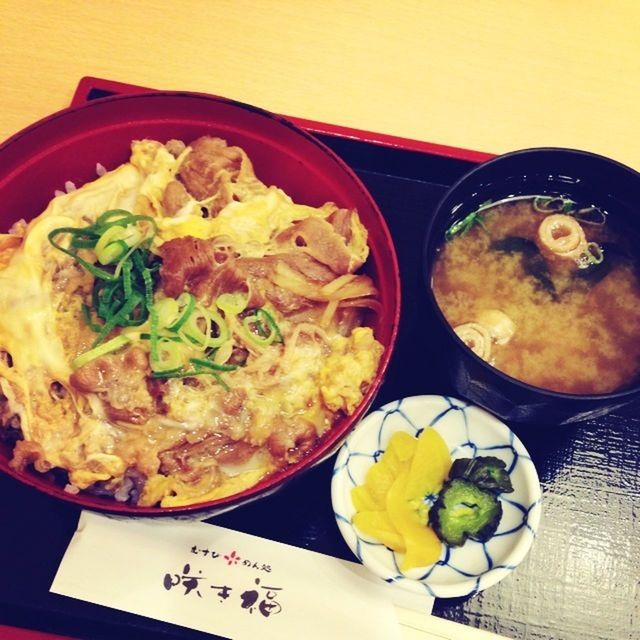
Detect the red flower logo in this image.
<box><xmin>224</xmin><ymin>550</ymin><xmax>241</xmax><ymax>565</ymax></box>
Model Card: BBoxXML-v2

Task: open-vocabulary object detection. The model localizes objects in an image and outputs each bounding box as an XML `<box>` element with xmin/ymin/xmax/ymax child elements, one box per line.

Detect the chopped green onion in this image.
<box><xmin>587</xmin><ymin>242</ymin><xmax>604</xmax><ymax>264</ymax></box>
<box><xmin>445</xmin><ymin>195</ymin><xmax>608</xmax><ymax>245</ymax></box>
<box><xmin>208</xmin><ymin>371</ymin><xmax>230</xmax><ymax>391</ymax></box>
<box><xmin>142</xmin><ymin>269</ymin><xmax>154</xmax><ymax>308</ymax></box>
<box><xmin>72</xmin><ymin>335</ymin><xmax>130</xmax><ymax>370</ymax></box>
<box><xmin>179</xmin><ymin>307</ymin><xmax>210</xmax><ymax>349</ymax></box>
<box><xmin>180</xmin><ymin>305</ymin><xmax>229</xmax><ymax>349</ymax></box>
<box><xmin>140</xmin><ymin>333</ymin><xmax>182</xmax><ymax>342</ymax></box>
<box><xmin>122</xmin><ymin>260</ymin><xmax>133</xmax><ymax>299</ymax></box>
<box><xmin>242</xmin><ymin>314</ymin><xmax>276</xmax><ymax>347</ymax></box>
<box><xmin>256</xmin><ymin>308</ymin><xmax>284</xmax><ymax>344</ymax></box>
<box><xmin>149</xmin><ymin>306</ymin><xmax>160</xmax><ymax>362</ymax></box>
<box><xmin>151</xmin><ymin>360</ymin><xmax>232</xmax><ymax>390</ymax></box>
<box><xmin>190</xmin><ymin>357</ymin><xmax>238</xmax><ymax>372</ymax></box>
<box><xmin>47</xmin><ymin>209</ymin><xmax>248</xmax><ymax>387</ymax></box>
<box><xmin>167</xmin><ymin>292</ymin><xmax>196</xmax><ymax>332</ymax></box>
<box><xmin>445</xmin><ymin>200</ymin><xmax>492</xmax><ymax>241</ymax></box>
<box><xmin>152</xmin><ymin>367</ymin><xmax>231</xmax><ymax>390</ymax></box>
<box><xmin>212</xmin><ymin>340</ymin><xmax>234</xmax><ymax>365</ymax></box>
<box><xmin>153</xmin><ymin>297</ymin><xmax>180</xmax><ymax>329</ymax></box>
<box><xmin>49</xmin><ymin>209</ymin><xmax>157</xmax><ymax>346</ymax></box>
<box><xmin>150</xmin><ymin>338</ymin><xmax>186</xmax><ymax>373</ymax></box>
<box><xmin>112</xmin><ymin>243</ymin><xmax>141</xmax><ymax>279</ymax></box>
<box><xmin>216</xmin><ymin>292</ymin><xmax>248</xmax><ymax>316</ymax></box>
<box><xmin>533</xmin><ymin>196</ymin><xmax>576</xmax><ymax>213</ymax></box>
<box><xmin>92</xmin><ymin>291</ymin><xmax>144</xmax><ymax>347</ymax></box>
<box><xmin>254</xmin><ymin>317</ymin><xmax>268</xmax><ymax>338</ymax></box>
<box><xmin>208</xmin><ymin>309</ymin><xmax>230</xmax><ymax>347</ymax></box>
<box><xmin>49</xmin><ymin>210</ymin><xmax>164</xmax><ymax>371</ymax></box>
<box><xmin>95</xmin><ymin>226</ymin><xmax>131</xmax><ymax>265</ymax></box>
<box><xmin>132</xmin><ymin>252</ymin><xmax>155</xmax><ymax>308</ymax></box>
<box><xmin>48</xmin><ymin>228</ymin><xmax>119</xmax><ymax>281</ymax></box>
<box><xmin>572</xmin><ymin>207</ymin><xmax>607</xmax><ymax>226</ymax></box>
<box><xmin>70</xmin><ymin>232</ymin><xmax>99</xmax><ymax>249</ymax></box>
<box><xmin>532</xmin><ymin>196</ymin><xmax>606</xmax><ymax>225</ymax></box>
<box><xmin>95</xmin><ymin>209</ymin><xmax>135</xmax><ymax>227</ymax></box>
<box><xmin>94</xmin><ymin>210</ymin><xmax>157</xmax><ymax>237</ymax></box>
<box><xmin>81</xmin><ymin>304</ymin><xmax>103</xmax><ymax>333</ymax></box>
<box><xmin>151</xmin><ymin>369</ymin><xmax>195</xmax><ymax>379</ymax></box>
<box><xmin>577</xmin><ymin>242</ymin><xmax>605</xmax><ymax>269</ymax></box>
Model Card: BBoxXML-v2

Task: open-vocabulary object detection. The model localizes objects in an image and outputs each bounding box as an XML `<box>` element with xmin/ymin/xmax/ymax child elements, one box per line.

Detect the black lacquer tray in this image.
<box><xmin>0</xmin><ymin>79</ymin><xmax>638</xmax><ymax>640</ymax></box>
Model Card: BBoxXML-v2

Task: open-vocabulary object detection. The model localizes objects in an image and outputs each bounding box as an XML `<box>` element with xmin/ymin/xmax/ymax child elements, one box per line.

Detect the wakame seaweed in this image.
<box><xmin>491</xmin><ymin>236</ymin><xmax>557</xmax><ymax>298</ymax></box>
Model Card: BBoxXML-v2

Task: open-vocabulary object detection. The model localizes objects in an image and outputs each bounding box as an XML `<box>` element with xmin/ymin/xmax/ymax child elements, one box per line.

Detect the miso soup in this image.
<box><xmin>431</xmin><ymin>195</ymin><xmax>640</xmax><ymax>394</ymax></box>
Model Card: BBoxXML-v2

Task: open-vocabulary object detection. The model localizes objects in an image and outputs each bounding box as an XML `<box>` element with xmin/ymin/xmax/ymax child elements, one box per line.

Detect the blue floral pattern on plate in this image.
<box><xmin>331</xmin><ymin>395</ymin><xmax>542</xmax><ymax>599</ymax></box>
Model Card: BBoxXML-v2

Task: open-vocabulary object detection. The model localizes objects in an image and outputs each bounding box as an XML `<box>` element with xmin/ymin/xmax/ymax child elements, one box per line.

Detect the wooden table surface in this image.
<box><xmin>2</xmin><ymin>0</ymin><xmax>639</xmax><ymax>169</ymax></box>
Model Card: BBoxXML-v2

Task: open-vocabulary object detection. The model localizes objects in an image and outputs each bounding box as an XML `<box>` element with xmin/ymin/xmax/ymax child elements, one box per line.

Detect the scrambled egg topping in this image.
<box><xmin>0</xmin><ymin>137</ymin><xmax>384</xmax><ymax>507</ymax></box>
<box><xmin>320</xmin><ymin>328</ymin><xmax>384</xmax><ymax>414</ymax></box>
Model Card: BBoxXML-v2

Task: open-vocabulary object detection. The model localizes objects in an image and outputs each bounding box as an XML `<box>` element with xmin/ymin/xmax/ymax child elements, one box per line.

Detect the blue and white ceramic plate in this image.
<box><xmin>331</xmin><ymin>395</ymin><xmax>542</xmax><ymax>599</ymax></box>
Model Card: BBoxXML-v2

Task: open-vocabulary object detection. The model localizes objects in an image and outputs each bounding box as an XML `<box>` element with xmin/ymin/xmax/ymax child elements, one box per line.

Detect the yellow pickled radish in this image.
<box><xmin>360</xmin><ymin>456</ymin><xmax>396</xmax><ymax>506</ymax></box>
<box><xmin>404</xmin><ymin>427</ymin><xmax>451</xmax><ymax>499</ymax></box>
<box><xmin>386</xmin><ymin>430</ymin><xmax>418</xmax><ymax>462</ymax></box>
<box><xmin>386</xmin><ymin>469</ymin><xmax>442</xmax><ymax>570</ymax></box>
<box><xmin>352</xmin><ymin>511</ymin><xmax>406</xmax><ymax>552</ymax></box>
<box><xmin>351</xmin><ymin>484</ymin><xmax>380</xmax><ymax>512</ymax></box>
<box><xmin>377</xmin><ymin>447</ymin><xmax>404</xmax><ymax>476</ymax></box>
<box><xmin>351</xmin><ymin>427</ymin><xmax>451</xmax><ymax>569</ymax></box>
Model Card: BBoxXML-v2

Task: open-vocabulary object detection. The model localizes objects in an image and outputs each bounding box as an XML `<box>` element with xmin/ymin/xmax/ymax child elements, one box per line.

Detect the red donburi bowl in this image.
<box><xmin>0</xmin><ymin>92</ymin><xmax>400</xmax><ymax>517</ymax></box>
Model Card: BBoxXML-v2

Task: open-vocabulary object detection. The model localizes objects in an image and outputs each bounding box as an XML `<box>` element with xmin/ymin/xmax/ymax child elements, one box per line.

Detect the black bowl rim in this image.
<box><xmin>423</xmin><ymin>146</ymin><xmax>640</xmax><ymax>403</ymax></box>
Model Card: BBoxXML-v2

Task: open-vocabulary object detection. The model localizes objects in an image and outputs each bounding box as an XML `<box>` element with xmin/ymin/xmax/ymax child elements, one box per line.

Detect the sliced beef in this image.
<box><xmin>162</xmin><ymin>180</ymin><xmax>190</xmax><ymax>216</ymax></box>
<box><xmin>277</xmin><ymin>252</ymin><xmax>336</xmax><ymax>283</ymax></box>
<box><xmin>159</xmin><ymin>432</ymin><xmax>257</xmax><ymax>482</ymax></box>
<box><xmin>159</xmin><ymin>237</ymin><xmax>329</xmax><ymax>314</ymax></box>
<box><xmin>114</xmin><ymin>467</ymin><xmax>147</xmax><ymax>504</ymax></box>
<box><xmin>267</xmin><ymin>419</ymin><xmax>318</xmax><ymax>464</ymax></box>
<box><xmin>178</xmin><ymin>136</ymin><xmax>243</xmax><ymax>202</ymax></box>
<box><xmin>275</xmin><ymin>217</ymin><xmax>351</xmax><ymax>274</ymax></box>
<box><xmin>327</xmin><ymin>207</ymin><xmax>354</xmax><ymax>243</ymax></box>
<box><xmin>159</xmin><ymin>236</ymin><xmax>226</xmax><ymax>298</ymax></box>
<box><xmin>86</xmin><ymin>467</ymin><xmax>147</xmax><ymax>505</ymax></box>
<box><xmin>220</xmin><ymin>389</ymin><xmax>246</xmax><ymax>416</ymax></box>
<box><xmin>147</xmin><ymin>377</ymin><xmax>169</xmax><ymax>415</ymax></box>
<box><xmin>69</xmin><ymin>346</ymin><xmax>154</xmax><ymax>424</ymax></box>
<box><xmin>165</xmin><ymin>139</ymin><xmax>186</xmax><ymax>158</ymax></box>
